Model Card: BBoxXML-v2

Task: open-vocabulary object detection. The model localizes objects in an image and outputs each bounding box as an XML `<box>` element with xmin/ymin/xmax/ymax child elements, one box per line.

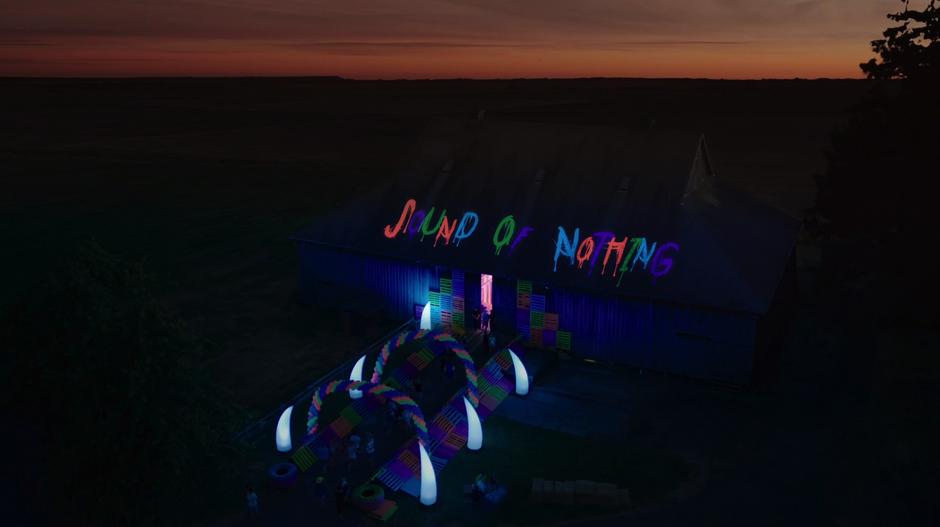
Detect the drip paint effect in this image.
<box><xmin>384</xmin><ymin>199</ymin><xmax>416</xmax><ymax>239</ymax></box>
<box><xmin>492</xmin><ymin>215</ymin><xmax>516</xmax><ymax>255</ymax></box>
<box><xmin>453</xmin><ymin>212</ymin><xmax>479</xmax><ymax>247</ymax></box>
<box><xmin>553</xmin><ymin>227</ymin><xmax>579</xmax><ymax>272</ymax></box>
<box><xmin>382</xmin><ymin>199</ymin><xmax>679</xmax><ymax>283</ymax></box>
<box><xmin>552</xmin><ymin>228</ymin><xmax>679</xmax><ymax>283</ymax></box>
<box><xmin>510</xmin><ymin>226</ymin><xmax>535</xmax><ymax>254</ymax></box>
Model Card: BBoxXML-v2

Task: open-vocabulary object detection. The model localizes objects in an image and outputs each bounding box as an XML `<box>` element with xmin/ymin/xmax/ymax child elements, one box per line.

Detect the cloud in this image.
<box><xmin>0</xmin><ymin>0</ymin><xmax>898</xmax><ymax>77</ymax></box>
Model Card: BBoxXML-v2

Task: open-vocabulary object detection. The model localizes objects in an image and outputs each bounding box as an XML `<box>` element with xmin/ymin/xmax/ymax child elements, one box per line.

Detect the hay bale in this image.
<box><xmin>574</xmin><ymin>480</ymin><xmax>596</xmax><ymax>504</ymax></box>
<box><xmin>595</xmin><ymin>485</ymin><xmax>619</xmax><ymax>506</ymax></box>
<box><xmin>617</xmin><ymin>488</ymin><xmax>632</xmax><ymax>507</ymax></box>
<box><xmin>530</xmin><ymin>479</ymin><xmax>547</xmax><ymax>503</ymax></box>
<box><xmin>561</xmin><ymin>481</ymin><xmax>576</xmax><ymax>505</ymax></box>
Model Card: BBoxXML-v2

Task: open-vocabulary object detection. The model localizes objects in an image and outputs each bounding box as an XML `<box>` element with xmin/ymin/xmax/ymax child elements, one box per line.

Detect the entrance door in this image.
<box><xmin>480</xmin><ymin>274</ymin><xmax>493</xmax><ymax>331</ymax></box>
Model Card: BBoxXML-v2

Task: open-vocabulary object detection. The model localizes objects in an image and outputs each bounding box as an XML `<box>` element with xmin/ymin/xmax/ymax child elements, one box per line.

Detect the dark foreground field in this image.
<box><xmin>2</xmin><ymin>77</ymin><xmax>936</xmax><ymax>525</ymax></box>
<box><xmin>2</xmin><ymin>77</ymin><xmax>871</xmax><ymax>412</ymax></box>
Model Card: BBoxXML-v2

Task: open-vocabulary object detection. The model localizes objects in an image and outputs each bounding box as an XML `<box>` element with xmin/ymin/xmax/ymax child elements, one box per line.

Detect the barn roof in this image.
<box><xmin>292</xmin><ymin>119</ymin><xmax>799</xmax><ymax>315</ymax></box>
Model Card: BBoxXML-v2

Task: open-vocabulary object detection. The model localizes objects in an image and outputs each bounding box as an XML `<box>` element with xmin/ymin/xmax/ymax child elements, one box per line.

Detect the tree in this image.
<box><xmin>812</xmin><ymin>0</ymin><xmax>939</xmax><ymax>239</ymax></box>
<box><xmin>860</xmin><ymin>0</ymin><xmax>939</xmax><ymax>82</ymax></box>
<box><xmin>0</xmin><ymin>241</ymin><xmax>240</xmax><ymax>525</ymax></box>
<box><xmin>811</xmin><ymin>0</ymin><xmax>939</xmax><ymax>312</ymax></box>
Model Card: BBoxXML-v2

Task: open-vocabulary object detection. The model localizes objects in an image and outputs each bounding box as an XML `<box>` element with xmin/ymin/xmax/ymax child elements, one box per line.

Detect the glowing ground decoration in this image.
<box><xmin>349</xmin><ymin>355</ymin><xmax>366</xmax><ymax>399</ymax></box>
<box><xmin>507</xmin><ymin>348</ymin><xmax>529</xmax><ymax>396</ymax></box>
<box><xmin>418</xmin><ymin>442</ymin><xmax>437</xmax><ymax>505</ymax></box>
<box><xmin>383</xmin><ymin>198</ymin><xmax>679</xmax><ymax>284</ymax></box>
<box><xmin>306</xmin><ymin>381</ymin><xmax>429</xmax><ymax>446</ymax></box>
<box><xmin>276</xmin><ymin>405</ymin><xmax>293</xmax><ymax>452</ymax></box>
<box><xmin>370</xmin><ymin>329</ymin><xmax>480</xmax><ymax>407</ymax></box>
<box><xmin>420</xmin><ymin>302</ymin><xmax>431</xmax><ymax>330</ymax></box>
<box><xmin>463</xmin><ymin>396</ymin><xmax>482</xmax><ymax>450</ymax></box>
<box><xmin>305</xmin><ymin>380</ymin><xmax>436</xmax><ymax>505</ymax></box>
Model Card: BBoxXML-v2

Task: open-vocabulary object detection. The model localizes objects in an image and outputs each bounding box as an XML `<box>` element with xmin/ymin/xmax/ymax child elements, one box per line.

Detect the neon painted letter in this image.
<box><xmin>553</xmin><ymin>226</ymin><xmax>580</xmax><ymax>272</ymax></box>
<box><xmin>651</xmin><ymin>242</ymin><xmax>680</xmax><ymax>277</ymax></box>
<box><xmin>453</xmin><ymin>212</ymin><xmax>479</xmax><ymax>247</ymax></box>
<box><xmin>493</xmin><ymin>215</ymin><xmax>516</xmax><ymax>255</ymax></box>
<box><xmin>384</xmin><ymin>199</ymin><xmax>416</xmax><ymax>239</ymax></box>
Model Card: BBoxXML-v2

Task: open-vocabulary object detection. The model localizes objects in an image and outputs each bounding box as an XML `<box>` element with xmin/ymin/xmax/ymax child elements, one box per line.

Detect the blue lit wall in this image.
<box><xmin>298</xmin><ymin>242</ymin><xmax>769</xmax><ymax>385</ymax></box>
<box><xmin>297</xmin><ymin>242</ymin><xmax>436</xmax><ymax>320</ymax></box>
<box><xmin>488</xmin><ymin>278</ymin><xmax>758</xmax><ymax>384</ymax></box>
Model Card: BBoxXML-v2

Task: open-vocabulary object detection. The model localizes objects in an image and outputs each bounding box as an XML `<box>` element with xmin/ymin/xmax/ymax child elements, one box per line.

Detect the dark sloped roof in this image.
<box><xmin>293</xmin><ymin>119</ymin><xmax>799</xmax><ymax>315</ymax></box>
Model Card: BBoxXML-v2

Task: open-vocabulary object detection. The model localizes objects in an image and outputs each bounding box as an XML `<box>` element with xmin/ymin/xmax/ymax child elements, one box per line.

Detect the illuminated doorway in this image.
<box><xmin>481</xmin><ymin>274</ymin><xmax>493</xmax><ymax>331</ymax></box>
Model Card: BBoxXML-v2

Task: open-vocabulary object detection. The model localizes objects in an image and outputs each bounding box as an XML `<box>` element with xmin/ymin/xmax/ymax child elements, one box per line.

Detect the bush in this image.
<box><xmin>0</xmin><ymin>241</ymin><xmax>239</xmax><ymax>525</ymax></box>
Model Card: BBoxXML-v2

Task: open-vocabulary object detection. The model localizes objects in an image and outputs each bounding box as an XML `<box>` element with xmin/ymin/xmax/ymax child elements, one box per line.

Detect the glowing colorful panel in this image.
<box><xmin>305</xmin><ymin>380</ymin><xmax>429</xmax><ymax>448</ymax></box>
<box><xmin>370</xmin><ymin>328</ymin><xmax>480</xmax><ymax>407</ymax></box>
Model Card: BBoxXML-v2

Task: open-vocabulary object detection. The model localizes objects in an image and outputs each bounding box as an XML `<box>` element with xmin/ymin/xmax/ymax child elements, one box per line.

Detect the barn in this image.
<box><xmin>291</xmin><ymin>118</ymin><xmax>799</xmax><ymax>385</ymax></box>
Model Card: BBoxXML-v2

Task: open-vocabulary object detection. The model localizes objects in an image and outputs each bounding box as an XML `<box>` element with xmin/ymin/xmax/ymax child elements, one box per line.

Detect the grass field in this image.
<box><xmin>2</xmin><ymin>77</ymin><xmax>872</xmax><ymax>417</ymax></box>
<box><xmin>8</xmin><ymin>77</ymin><xmax>937</xmax><ymax>524</ymax></box>
<box><xmin>391</xmin><ymin>414</ymin><xmax>692</xmax><ymax>527</ymax></box>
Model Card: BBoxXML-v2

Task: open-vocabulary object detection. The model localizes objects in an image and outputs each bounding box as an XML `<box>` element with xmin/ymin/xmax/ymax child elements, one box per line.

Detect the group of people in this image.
<box><xmin>245</xmin><ymin>431</ymin><xmax>375</xmax><ymax>520</ymax></box>
<box><xmin>344</xmin><ymin>432</ymin><xmax>376</xmax><ymax>472</ymax></box>
<box><xmin>472</xmin><ymin>305</ymin><xmax>492</xmax><ymax>334</ymax></box>
<box><xmin>472</xmin><ymin>305</ymin><xmax>496</xmax><ymax>355</ymax></box>
<box><xmin>470</xmin><ymin>472</ymin><xmax>500</xmax><ymax>502</ymax></box>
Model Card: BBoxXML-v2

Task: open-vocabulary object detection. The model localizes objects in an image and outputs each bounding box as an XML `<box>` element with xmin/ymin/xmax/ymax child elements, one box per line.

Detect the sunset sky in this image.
<box><xmin>0</xmin><ymin>0</ymin><xmax>900</xmax><ymax>78</ymax></box>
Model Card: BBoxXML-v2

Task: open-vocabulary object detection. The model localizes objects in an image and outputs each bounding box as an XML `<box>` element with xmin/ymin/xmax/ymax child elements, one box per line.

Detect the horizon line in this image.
<box><xmin>0</xmin><ymin>74</ymin><xmax>867</xmax><ymax>81</ymax></box>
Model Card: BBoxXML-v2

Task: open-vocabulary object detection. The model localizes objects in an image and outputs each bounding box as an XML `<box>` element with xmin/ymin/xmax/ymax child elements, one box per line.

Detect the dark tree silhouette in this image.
<box><xmin>811</xmin><ymin>1</ymin><xmax>939</xmax><ymax>311</ymax></box>
<box><xmin>860</xmin><ymin>0</ymin><xmax>939</xmax><ymax>81</ymax></box>
<box><xmin>0</xmin><ymin>241</ymin><xmax>239</xmax><ymax>525</ymax></box>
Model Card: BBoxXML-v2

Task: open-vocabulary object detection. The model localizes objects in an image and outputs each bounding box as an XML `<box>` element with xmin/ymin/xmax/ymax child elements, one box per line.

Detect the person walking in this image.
<box><xmin>335</xmin><ymin>478</ymin><xmax>350</xmax><ymax>518</ymax></box>
<box><xmin>314</xmin><ymin>475</ymin><xmax>327</xmax><ymax>507</ymax></box>
<box><xmin>245</xmin><ymin>485</ymin><xmax>259</xmax><ymax>518</ymax></box>
<box><xmin>385</xmin><ymin>401</ymin><xmax>397</xmax><ymax>430</ymax></box>
<box><xmin>395</xmin><ymin>402</ymin><xmax>407</xmax><ymax>432</ymax></box>
<box><xmin>365</xmin><ymin>433</ymin><xmax>376</xmax><ymax>466</ymax></box>
<box><xmin>346</xmin><ymin>438</ymin><xmax>358</xmax><ymax>474</ymax></box>
<box><xmin>444</xmin><ymin>355</ymin><xmax>456</xmax><ymax>380</ymax></box>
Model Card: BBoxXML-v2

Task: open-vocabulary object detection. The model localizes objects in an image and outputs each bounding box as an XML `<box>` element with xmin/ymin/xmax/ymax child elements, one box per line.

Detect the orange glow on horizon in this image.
<box><xmin>0</xmin><ymin>38</ymin><xmax>869</xmax><ymax>79</ymax></box>
<box><xmin>0</xmin><ymin>0</ymin><xmax>895</xmax><ymax>79</ymax></box>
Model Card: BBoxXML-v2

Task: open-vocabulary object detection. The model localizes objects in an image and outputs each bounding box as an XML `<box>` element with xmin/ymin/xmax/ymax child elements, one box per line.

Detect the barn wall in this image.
<box><xmin>297</xmin><ymin>242</ymin><xmax>436</xmax><ymax>320</ymax></box>
<box><xmin>498</xmin><ymin>282</ymin><xmax>758</xmax><ymax>385</ymax></box>
<box><xmin>754</xmin><ymin>249</ymin><xmax>798</xmax><ymax>384</ymax></box>
<box><xmin>297</xmin><ymin>245</ymin><xmax>759</xmax><ymax>384</ymax></box>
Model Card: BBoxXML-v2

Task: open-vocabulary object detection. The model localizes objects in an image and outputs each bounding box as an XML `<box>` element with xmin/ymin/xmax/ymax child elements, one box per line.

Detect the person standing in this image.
<box><xmin>365</xmin><ymin>433</ymin><xmax>376</xmax><ymax>466</ymax></box>
<box><xmin>386</xmin><ymin>401</ymin><xmax>397</xmax><ymax>430</ymax></box>
<box><xmin>245</xmin><ymin>485</ymin><xmax>259</xmax><ymax>518</ymax></box>
<box><xmin>346</xmin><ymin>438</ymin><xmax>358</xmax><ymax>474</ymax></box>
<box><xmin>445</xmin><ymin>355</ymin><xmax>456</xmax><ymax>380</ymax></box>
<box><xmin>335</xmin><ymin>478</ymin><xmax>350</xmax><ymax>518</ymax></box>
<box><xmin>314</xmin><ymin>475</ymin><xmax>327</xmax><ymax>506</ymax></box>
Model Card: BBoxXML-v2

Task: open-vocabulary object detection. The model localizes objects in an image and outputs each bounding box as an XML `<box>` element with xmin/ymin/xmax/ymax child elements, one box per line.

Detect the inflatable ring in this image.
<box><xmin>351</xmin><ymin>483</ymin><xmax>384</xmax><ymax>510</ymax></box>
<box><xmin>268</xmin><ymin>462</ymin><xmax>298</xmax><ymax>489</ymax></box>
